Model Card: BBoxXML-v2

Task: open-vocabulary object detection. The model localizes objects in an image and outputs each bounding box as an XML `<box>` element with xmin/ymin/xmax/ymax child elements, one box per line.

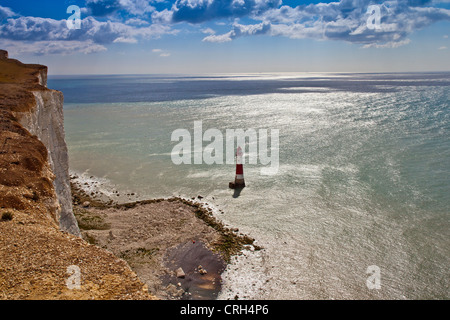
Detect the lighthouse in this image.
<box><xmin>229</xmin><ymin>146</ymin><xmax>245</xmax><ymax>189</ymax></box>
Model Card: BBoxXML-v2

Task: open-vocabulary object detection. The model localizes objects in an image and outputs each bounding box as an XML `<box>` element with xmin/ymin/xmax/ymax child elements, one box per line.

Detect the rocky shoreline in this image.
<box><xmin>70</xmin><ymin>173</ymin><xmax>262</xmax><ymax>300</ymax></box>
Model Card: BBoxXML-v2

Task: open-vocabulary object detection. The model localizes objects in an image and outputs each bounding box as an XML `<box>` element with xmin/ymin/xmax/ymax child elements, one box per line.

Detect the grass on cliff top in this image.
<box><xmin>74</xmin><ymin>208</ymin><xmax>110</xmax><ymax>231</ymax></box>
<box><xmin>0</xmin><ymin>60</ymin><xmax>34</xmax><ymax>84</ymax></box>
<box><xmin>1</xmin><ymin>211</ymin><xmax>14</xmax><ymax>221</ymax></box>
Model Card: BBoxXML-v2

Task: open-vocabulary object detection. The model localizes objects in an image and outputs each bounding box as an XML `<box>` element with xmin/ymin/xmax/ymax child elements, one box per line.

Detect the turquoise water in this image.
<box><xmin>54</xmin><ymin>73</ymin><xmax>450</xmax><ymax>299</ymax></box>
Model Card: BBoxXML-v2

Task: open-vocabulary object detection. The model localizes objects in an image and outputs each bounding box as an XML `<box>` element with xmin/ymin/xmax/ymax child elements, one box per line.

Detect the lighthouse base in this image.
<box><xmin>229</xmin><ymin>181</ymin><xmax>245</xmax><ymax>189</ymax></box>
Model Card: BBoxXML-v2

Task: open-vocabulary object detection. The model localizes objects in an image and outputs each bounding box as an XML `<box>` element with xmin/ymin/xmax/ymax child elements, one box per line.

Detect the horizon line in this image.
<box><xmin>47</xmin><ymin>70</ymin><xmax>450</xmax><ymax>77</ymax></box>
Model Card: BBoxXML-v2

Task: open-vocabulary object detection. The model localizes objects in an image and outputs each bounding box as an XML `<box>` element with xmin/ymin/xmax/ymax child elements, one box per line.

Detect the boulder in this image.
<box><xmin>176</xmin><ymin>267</ymin><xmax>185</xmax><ymax>278</ymax></box>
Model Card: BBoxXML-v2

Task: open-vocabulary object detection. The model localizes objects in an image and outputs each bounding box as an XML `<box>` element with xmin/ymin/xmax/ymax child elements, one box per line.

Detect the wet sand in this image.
<box><xmin>163</xmin><ymin>240</ymin><xmax>227</xmax><ymax>300</ymax></box>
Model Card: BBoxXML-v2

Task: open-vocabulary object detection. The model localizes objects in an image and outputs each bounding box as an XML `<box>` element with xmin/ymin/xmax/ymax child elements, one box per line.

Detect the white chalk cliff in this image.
<box><xmin>17</xmin><ymin>87</ymin><xmax>80</xmax><ymax>236</ymax></box>
<box><xmin>1</xmin><ymin>50</ymin><xmax>80</xmax><ymax>236</ymax></box>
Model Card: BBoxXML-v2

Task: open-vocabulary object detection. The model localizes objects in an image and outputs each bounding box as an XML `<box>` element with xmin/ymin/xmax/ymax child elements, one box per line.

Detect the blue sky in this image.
<box><xmin>0</xmin><ymin>0</ymin><xmax>449</xmax><ymax>74</ymax></box>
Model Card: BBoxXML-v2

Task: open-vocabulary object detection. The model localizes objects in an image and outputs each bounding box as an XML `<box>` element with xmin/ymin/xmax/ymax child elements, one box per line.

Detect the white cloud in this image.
<box><xmin>0</xmin><ymin>5</ymin><xmax>16</xmax><ymax>20</ymax></box>
<box><xmin>438</xmin><ymin>46</ymin><xmax>447</xmax><ymax>49</ymax></box>
<box><xmin>201</xmin><ymin>27</ymin><xmax>215</xmax><ymax>34</ymax></box>
<box><xmin>362</xmin><ymin>38</ymin><xmax>411</xmax><ymax>48</ymax></box>
<box><xmin>152</xmin><ymin>48</ymin><xmax>171</xmax><ymax>57</ymax></box>
<box><xmin>203</xmin><ymin>32</ymin><xmax>233</xmax><ymax>42</ymax></box>
<box><xmin>203</xmin><ymin>21</ymin><xmax>270</xmax><ymax>42</ymax></box>
<box><xmin>118</xmin><ymin>0</ymin><xmax>155</xmax><ymax>16</ymax></box>
<box><xmin>0</xmin><ymin>39</ymin><xmax>107</xmax><ymax>55</ymax></box>
<box><xmin>201</xmin><ymin>0</ymin><xmax>450</xmax><ymax>48</ymax></box>
<box><xmin>171</xmin><ymin>0</ymin><xmax>281</xmax><ymax>23</ymax></box>
<box><xmin>2</xmin><ymin>0</ymin><xmax>449</xmax><ymax>55</ymax></box>
<box><xmin>113</xmin><ymin>37</ymin><xmax>138</xmax><ymax>43</ymax></box>
<box><xmin>151</xmin><ymin>9</ymin><xmax>174</xmax><ymax>24</ymax></box>
<box><xmin>0</xmin><ymin>15</ymin><xmax>177</xmax><ymax>55</ymax></box>
<box><xmin>84</xmin><ymin>0</ymin><xmax>156</xmax><ymax>17</ymax></box>
<box><xmin>125</xmin><ymin>18</ymin><xmax>150</xmax><ymax>26</ymax></box>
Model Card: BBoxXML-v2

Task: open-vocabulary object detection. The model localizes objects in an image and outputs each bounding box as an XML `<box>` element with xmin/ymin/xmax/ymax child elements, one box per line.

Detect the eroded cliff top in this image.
<box><xmin>0</xmin><ymin>49</ymin><xmax>48</xmax><ymax>113</ymax></box>
<box><xmin>0</xmin><ymin>50</ymin><xmax>56</xmax><ymax>226</ymax></box>
<box><xmin>0</xmin><ymin>50</ymin><xmax>154</xmax><ymax>300</ymax></box>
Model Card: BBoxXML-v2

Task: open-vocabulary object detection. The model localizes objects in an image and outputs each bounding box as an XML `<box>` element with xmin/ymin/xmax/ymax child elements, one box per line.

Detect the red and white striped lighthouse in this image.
<box><xmin>229</xmin><ymin>146</ymin><xmax>245</xmax><ymax>189</ymax></box>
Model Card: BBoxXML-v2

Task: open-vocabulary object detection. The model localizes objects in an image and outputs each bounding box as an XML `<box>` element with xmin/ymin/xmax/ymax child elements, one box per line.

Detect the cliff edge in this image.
<box><xmin>0</xmin><ymin>49</ymin><xmax>79</xmax><ymax>236</ymax></box>
<box><xmin>0</xmin><ymin>50</ymin><xmax>153</xmax><ymax>299</ymax></box>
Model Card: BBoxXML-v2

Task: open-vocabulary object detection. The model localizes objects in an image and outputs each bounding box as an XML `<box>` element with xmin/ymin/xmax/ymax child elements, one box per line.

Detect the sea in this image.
<box><xmin>48</xmin><ymin>72</ymin><xmax>450</xmax><ymax>300</ymax></box>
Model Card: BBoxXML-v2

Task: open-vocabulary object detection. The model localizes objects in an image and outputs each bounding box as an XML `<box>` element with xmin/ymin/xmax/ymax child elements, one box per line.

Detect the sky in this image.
<box><xmin>0</xmin><ymin>0</ymin><xmax>449</xmax><ymax>74</ymax></box>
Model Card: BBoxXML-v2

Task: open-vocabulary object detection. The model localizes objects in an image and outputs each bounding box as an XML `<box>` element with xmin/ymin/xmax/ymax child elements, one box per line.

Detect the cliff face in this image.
<box><xmin>15</xmin><ymin>76</ymin><xmax>79</xmax><ymax>236</ymax></box>
<box><xmin>0</xmin><ymin>50</ymin><xmax>80</xmax><ymax>236</ymax></box>
<box><xmin>0</xmin><ymin>50</ymin><xmax>153</xmax><ymax>299</ymax></box>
